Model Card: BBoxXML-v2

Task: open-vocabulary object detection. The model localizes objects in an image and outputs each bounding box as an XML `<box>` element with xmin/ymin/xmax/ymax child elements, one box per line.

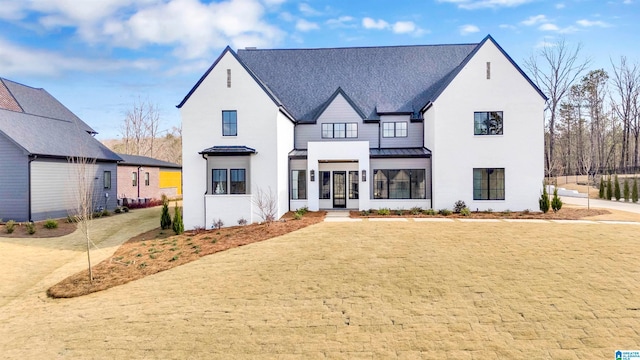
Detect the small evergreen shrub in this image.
<box><xmin>633</xmin><ymin>177</ymin><xmax>639</xmax><ymax>203</ymax></box>
<box><xmin>438</xmin><ymin>208</ymin><xmax>452</xmax><ymax>216</ymax></box>
<box><xmin>623</xmin><ymin>179</ymin><xmax>630</xmax><ymax>202</ymax></box>
<box><xmin>460</xmin><ymin>207</ymin><xmax>471</xmax><ymax>216</ymax></box>
<box><xmin>453</xmin><ymin>200</ymin><xmax>466</xmax><ymax>213</ymax></box>
<box><xmin>410</xmin><ymin>206</ymin><xmax>422</xmax><ymax>215</ymax></box>
<box><xmin>599</xmin><ymin>179</ymin><xmax>605</xmax><ymax>199</ymax></box>
<box><xmin>26</xmin><ymin>222</ymin><xmax>36</xmax><ymax>235</ymax></box>
<box><xmin>296</xmin><ymin>206</ymin><xmax>308</xmax><ymax>215</ymax></box>
<box><xmin>539</xmin><ymin>184</ymin><xmax>550</xmax><ymax>214</ymax></box>
<box><xmin>5</xmin><ymin>220</ymin><xmax>16</xmax><ymax>234</ymax></box>
<box><xmin>44</xmin><ymin>219</ymin><xmax>58</xmax><ymax>229</ymax></box>
<box><xmin>614</xmin><ymin>175</ymin><xmax>621</xmax><ymax>201</ymax></box>
<box><xmin>395</xmin><ymin>209</ymin><xmax>404</xmax><ymax>216</ymax></box>
<box><xmin>424</xmin><ymin>209</ymin><xmax>437</xmax><ymax>215</ymax></box>
<box><xmin>606</xmin><ymin>176</ymin><xmax>613</xmax><ymax>200</ymax></box>
<box><xmin>377</xmin><ymin>208</ymin><xmax>391</xmax><ymax>216</ymax></box>
<box><xmin>238</xmin><ymin>217</ymin><xmax>248</xmax><ymax>226</ymax></box>
<box><xmin>172</xmin><ymin>203</ymin><xmax>184</xmax><ymax>235</ymax></box>
<box><xmin>551</xmin><ymin>187</ymin><xmax>563</xmax><ymax>212</ymax></box>
<box><xmin>122</xmin><ymin>206</ymin><xmax>130</xmax><ymax>213</ymax></box>
<box><xmin>160</xmin><ymin>202</ymin><xmax>172</xmax><ymax>230</ymax></box>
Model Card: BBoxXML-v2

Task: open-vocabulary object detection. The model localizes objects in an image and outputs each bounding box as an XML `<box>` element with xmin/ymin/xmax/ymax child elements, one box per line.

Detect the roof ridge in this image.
<box><xmin>0</xmin><ymin>77</ymin><xmax>45</xmax><ymax>91</ymax></box>
<box><xmin>238</xmin><ymin>42</ymin><xmax>480</xmax><ymax>52</ymax></box>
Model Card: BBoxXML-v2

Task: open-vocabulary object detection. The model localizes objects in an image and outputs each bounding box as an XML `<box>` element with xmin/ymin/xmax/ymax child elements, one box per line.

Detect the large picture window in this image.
<box><xmin>291</xmin><ymin>170</ymin><xmax>306</xmax><ymax>200</ymax></box>
<box><xmin>230</xmin><ymin>169</ymin><xmax>246</xmax><ymax>194</ymax></box>
<box><xmin>474</xmin><ymin>111</ymin><xmax>503</xmax><ymax>135</ymax></box>
<box><xmin>473</xmin><ymin>168</ymin><xmax>505</xmax><ymax>200</ymax></box>
<box><xmin>374</xmin><ymin>169</ymin><xmax>425</xmax><ymax>199</ymax></box>
<box><xmin>222</xmin><ymin>110</ymin><xmax>237</xmax><ymax>136</ymax></box>
<box><xmin>212</xmin><ymin>169</ymin><xmax>227</xmax><ymax>194</ymax></box>
<box><xmin>321</xmin><ymin>123</ymin><xmax>357</xmax><ymax>138</ymax></box>
<box><xmin>319</xmin><ymin>171</ymin><xmax>331</xmax><ymax>199</ymax></box>
<box><xmin>349</xmin><ymin>171</ymin><xmax>359</xmax><ymax>199</ymax></box>
<box><xmin>382</xmin><ymin>122</ymin><xmax>408</xmax><ymax>137</ymax></box>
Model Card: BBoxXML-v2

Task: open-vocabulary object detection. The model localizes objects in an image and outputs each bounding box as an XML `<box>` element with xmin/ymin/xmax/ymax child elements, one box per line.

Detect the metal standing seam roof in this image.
<box><xmin>200</xmin><ymin>145</ymin><xmax>257</xmax><ymax>155</ymax></box>
<box><xmin>0</xmin><ymin>77</ymin><xmax>121</xmax><ymax>162</ymax></box>
<box><xmin>116</xmin><ymin>153</ymin><xmax>182</xmax><ymax>169</ymax></box>
<box><xmin>289</xmin><ymin>147</ymin><xmax>431</xmax><ymax>159</ymax></box>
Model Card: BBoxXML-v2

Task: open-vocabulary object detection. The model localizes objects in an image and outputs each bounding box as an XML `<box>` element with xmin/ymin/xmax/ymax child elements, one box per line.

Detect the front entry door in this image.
<box><xmin>333</xmin><ymin>171</ymin><xmax>346</xmax><ymax>208</ymax></box>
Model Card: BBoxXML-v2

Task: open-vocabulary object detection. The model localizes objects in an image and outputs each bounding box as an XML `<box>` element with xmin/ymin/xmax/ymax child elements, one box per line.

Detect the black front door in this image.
<box><xmin>333</xmin><ymin>171</ymin><xmax>346</xmax><ymax>208</ymax></box>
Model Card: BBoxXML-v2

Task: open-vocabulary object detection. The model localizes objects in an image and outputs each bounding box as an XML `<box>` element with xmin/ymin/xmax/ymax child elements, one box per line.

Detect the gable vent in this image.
<box><xmin>227</xmin><ymin>69</ymin><xmax>231</xmax><ymax>88</ymax></box>
<box><xmin>486</xmin><ymin>62</ymin><xmax>491</xmax><ymax>80</ymax></box>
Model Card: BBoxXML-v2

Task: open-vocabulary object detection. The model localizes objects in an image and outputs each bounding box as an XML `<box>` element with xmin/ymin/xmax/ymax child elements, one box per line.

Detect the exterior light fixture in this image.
<box><xmin>310</xmin><ymin>169</ymin><xmax>315</xmax><ymax>182</ymax></box>
<box><xmin>362</xmin><ymin>170</ymin><xmax>366</xmax><ymax>182</ymax></box>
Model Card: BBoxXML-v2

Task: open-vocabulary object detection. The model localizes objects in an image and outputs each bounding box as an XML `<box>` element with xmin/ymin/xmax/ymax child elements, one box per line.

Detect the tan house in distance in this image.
<box><xmin>116</xmin><ymin>154</ymin><xmax>182</xmax><ymax>202</ymax></box>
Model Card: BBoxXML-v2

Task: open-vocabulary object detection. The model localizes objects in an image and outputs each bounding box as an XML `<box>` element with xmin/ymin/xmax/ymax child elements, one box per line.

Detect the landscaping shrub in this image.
<box><xmin>5</xmin><ymin>220</ymin><xmax>16</xmax><ymax>234</ymax></box>
<box><xmin>122</xmin><ymin>206</ymin><xmax>129</xmax><ymax>213</ymax></box>
<box><xmin>551</xmin><ymin>187</ymin><xmax>562</xmax><ymax>212</ymax></box>
<box><xmin>26</xmin><ymin>222</ymin><xmax>36</xmax><ymax>235</ymax></box>
<box><xmin>212</xmin><ymin>218</ymin><xmax>224</xmax><ymax>229</ymax></box>
<box><xmin>539</xmin><ymin>184</ymin><xmax>550</xmax><ymax>213</ymax></box>
<box><xmin>460</xmin><ymin>207</ymin><xmax>471</xmax><ymax>216</ymax></box>
<box><xmin>606</xmin><ymin>176</ymin><xmax>613</xmax><ymax>200</ymax></box>
<box><xmin>599</xmin><ymin>179</ymin><xmax>605</xmax><ymax>199</ymax></box>
<box><xmin>101</xmin><ymin>209</ymin><xmax>111</xmax><ymax>217</ymax></box>
<box><xmin>160</xmin><ymin>201</ymin><xmax>172</xmax><ymax>230</ymax></box>
<box><xmin>423</xmin><ymin>209</ymin><xmax>437</xmax><ymax>215</ymax></box>
<box><xmin>296</xmin><ymin>206</ymin><xmax>308</xmax><ymax>215</ymax></box>
<box><xmin>614</xmin><ymin>175</ymin><xmax>621</xmax><ymax>201</ymax></box>
<box><xmin>624</xmin><ymin>179</ymin><xmax>630</xmax><ymax>202</ymax></box>
<box><xmin>633</xmin><ymin>177</ymin><xmax>639</xmax><ymax>203</ymax></box>
<box><xmin>172</xmin><ymin>203</ymin><xmax>184</xmax><ymax>235</ymax></box>
<box><xmin>410</xmin><ymin>206</ymin><xmax>422</xmax><ymax>215</ymax></box>
<box><xmin>293</xmin><ymin>212</ymin><xmax>303</xmax><ymax>220</ymax></box>
<box><xmin>395</xmin><ymin>209</ymin><xmax>404</xmax><ymax>216</ymax></box>
<box><xmin>360</xmin><ymin>209</ymin><xmax>370</xmax><ymax>216</ymax></box>
<box><xmin>438</xmin><ymin>209</ymin><xmax>452</xmax><ymax>216</ymax></box>
<box><xmin>453</xmin><ymin>200</ymin><xmax>466</xmax><ymax>213</ymax></box>
<box><xmin>237</xmin><ymin>217</ymin><xmax>248</xmax><ymax>226</ymax></box>
<box><xmin>114</xmin><ymin>207</ymin><xmax>122</xmax><ymax>214</ymax></box>
<box><xmin>44</xmin><ymin>219</ymin><xmax>58</xmax><ymax>229</ymax></box>
<box><xmin>377</xmin><ymin>208</ymin><xmax>391</xmax><ymax>216</ymax></box>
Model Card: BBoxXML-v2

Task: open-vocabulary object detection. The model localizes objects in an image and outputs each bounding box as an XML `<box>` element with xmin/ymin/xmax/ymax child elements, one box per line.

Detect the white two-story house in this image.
<box><xmin>178</xmin><ymin>35</ymin><xmax>546</xmax><ymax>229</ymax></box>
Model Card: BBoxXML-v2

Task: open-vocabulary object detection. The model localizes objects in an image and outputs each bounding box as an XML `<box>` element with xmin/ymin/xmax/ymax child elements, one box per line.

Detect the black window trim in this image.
<box><xmin>473</xmin><ymin>167</ymin><xmax>506</xmax><ymax>200</ymax></box>
<box><xmin>474</xmin><ymin>111</ymin><xmax>504</xmax><ymax>136</ymax></box>
<box><xmin>382</xmin><ymin>121</ymin><xmax>408</xmax><ymax>138</ymax></box>
<box><xmin>372</xmin><ymin>168</ymin><xmax>426</xmax><ymax>199</ymax></box>
<box><xmin>230</xmin><ymin>168</ymin><xmax>246</xmax><ymax>194</ymax></box>
<box><xmin>321</xmin><ymin>122</ymin><xmax>358</xmax><ymax>139</ymax></box>
<box><xmin>222</xmin><ymin>110</ymin><xmax>238</xmax><ymax>137</ymax></box>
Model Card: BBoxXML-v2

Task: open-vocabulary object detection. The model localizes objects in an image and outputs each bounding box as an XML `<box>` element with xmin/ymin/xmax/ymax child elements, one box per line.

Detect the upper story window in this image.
<box><xmin>382</xmin><ymin>122</ymin><xmax>407</xmax><ymax>138</ymax></box>
<box><xmin>321</xmin><ymin>123</ymin><xmax>358</xmax><ymax>139</ymax></box>
<box><xmin>222</xmin><ymin>110</ymin><xmax>237</xmax><ymax>136</ymax></box>
<box><xmin>474</xmin><ymin>111</ymin><xmax>503</xmax><ymax>135</ymax></box>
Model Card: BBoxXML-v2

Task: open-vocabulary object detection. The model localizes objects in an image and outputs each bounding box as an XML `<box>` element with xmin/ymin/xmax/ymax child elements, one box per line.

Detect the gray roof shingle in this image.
<box><xmin>117</xmin><ymin>153</ymin><xmax>181</xmax><ymax>169</ymax></box>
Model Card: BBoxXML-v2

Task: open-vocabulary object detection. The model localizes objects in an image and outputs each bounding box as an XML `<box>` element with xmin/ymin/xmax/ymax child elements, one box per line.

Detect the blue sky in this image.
<box><xmin>0</xmin><ymin>0</ymin><xmax>637</xmax><ymax>140</ymax></box>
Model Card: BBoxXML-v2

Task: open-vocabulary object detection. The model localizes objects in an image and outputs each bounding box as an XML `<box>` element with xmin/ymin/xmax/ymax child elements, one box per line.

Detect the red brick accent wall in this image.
<box><xmin>117</xmin><ymin>165</ymin><xmax>163</xmax><ymax>200</ymax></box>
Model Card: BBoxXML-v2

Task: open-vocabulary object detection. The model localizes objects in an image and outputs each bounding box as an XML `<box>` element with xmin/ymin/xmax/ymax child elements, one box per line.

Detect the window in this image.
<box><xmin>145</xmin><ymin>172</ymin><xmax>150</xmax><ymax>186</ymax></box>
<box><xmin>104</xmin><ymin>171</ymin><xmax>111</xmax><ymax>189</ymax></box>
<box><xmin>222</xmin><ymin>110</ymin><xmax>237</xmax><ymax>136</ymax></box>
<box><xmin>474</xmin><ymin>111</ymin><xmax>503</xmax><ymax>135</ymax></box>
<box><xmin>230</xmin><ymin>169</ymin><xmax>246</xmax><ymax>194</ymax></box>
<box><xmin>349</xmin><ymin>171</ymin><xmax>359</xmax><ymax>199</ymax></box>
<box><xmin>132</xmin><ymin>172</ymin><xmax>137</xmax><ymax>187</ymax></box>
<box><xmin>473</xmin><ymin>168</ymin><xmax>505</xmax><ymax>200</ymax></box>
<box><xmin>291</xmin><ymin>170</ymin><xmax>307</xmax><ymax>200</ymax></box>
<box><xmin>382</xmin><ymin>122</ymin><xmax>408</xmax><ymax>137</ymax></box>
<box><xmin>319</xmin><ymin>171</ymin><xmax>330</xmax><ymax>199</ymax></box>
<box><xmin>374</xmin><ymin>169</ymin><xmax>426</xmax><ymax>199</ymax></box>
<box><xmin>212</xmin><ymin>169</ymin><xmax>227</xmax><ymax>194</ymax></box>
<box><xmin>321</xmin><ymin>123</ymin><xmax>357</xmax><ymax>138</ymax></box>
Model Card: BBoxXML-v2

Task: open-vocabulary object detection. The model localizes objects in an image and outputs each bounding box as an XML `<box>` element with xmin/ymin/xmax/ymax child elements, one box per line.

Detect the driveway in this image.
<box><xmin>562</xmin><ymin>195</ymin><xmax>640</xmax><ymax>215</ymax></box>
<box><xmin>1</xmin><ymin>219</ymin><xmax>638</xmax><ymax>359</ymax></box>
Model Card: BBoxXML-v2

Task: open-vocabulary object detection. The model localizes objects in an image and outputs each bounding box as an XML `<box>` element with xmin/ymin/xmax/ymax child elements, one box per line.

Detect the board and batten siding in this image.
<box><xmin>0</xmin><ymin>133</ymin><xmax>29</xmax><ymax>221</ymax></box>
<box><xmin>31</xmin><ymin>159</ymin><xmax>118</xmax><ymax>221</ymax></box>
<box><xmin>294</xmin><ymin>93</ymin><xmax>378</xmax><ymax>149</ymax></box>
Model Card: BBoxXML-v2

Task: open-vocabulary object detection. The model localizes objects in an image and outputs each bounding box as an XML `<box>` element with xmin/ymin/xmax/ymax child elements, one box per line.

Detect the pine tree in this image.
<box><xmin>606</xmin><ymin>176</ymin><xmax>613</xmax><ymax>200</ymax></box>
<box><xmin>599</xmin><ymin>179</ymin><xmax>605</xmax><ymax>199</ymax></box>
<box><xmin>551</xmin><ymin>187</ymin><xmax>563</xmax><ymax>212</ymax></box>
<box><xmin>172</xmin><ymin>202</ymin><xmax>184</xmax><ymax>235</ymax></box>
<box><xmin>539</xmin><ymin>184</ymin><xmax>550</xmax><ymax>213</ymax></box>
<box><xmin>160</xmin><ymin>201</ymin><xmax>172</xmax><ymax>229</ymax></box>
<box><xmin>632</xmin><ymin>177</ymin><xmax>639</xmax><ymax>203</ymax></box>
<box><xmin>614</xmin><ymin>175</ymin><xmax>621</xmax><ymax>201</ymax></box>
<box><xmin>623</xmin><ymin>179</ymin><xmax>630</xmax><ymax>202</ymax></box>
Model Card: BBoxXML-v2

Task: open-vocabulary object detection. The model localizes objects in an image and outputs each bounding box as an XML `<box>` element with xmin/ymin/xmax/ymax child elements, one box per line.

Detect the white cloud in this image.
<box><xmin>576</xmin><ymin>19</ymin><xmax>610</xmax><ymax>27</ymax></box>
<box><xmin>0</xmin><ymin>36</ymin><xmax>158</xmax><ymax>77</ymax></box>
<box><xmin>362</xmin><ymin>17</ymin><xmax>389</xmax><ymax>30</ymax></box>
<box><xmin>499</xmin><ymin>24</ymin><xmax>517</xmax><ymax>30</ymax></box>
<box><xmin>295</xmin><ymin>19</ymin><xmax>319</xmax><ymax>32</ymax></box>
<box><xmin>0</xmin><ymin>0</ymin><xmax>29</xmax><ymax>20</ymax></box>
<box><xmin>437</xmin><ymin>0</ymin><xmax>534</xmax><ymax>10</ymax></box>
<box><xmin>521</xmin><ymin>15</ymin><xmax>548</xmax><ymax>26</ymax></box>
<box><xmin>623</xmin><ymin>0</ymin><xmax>632</xmax><ymax>4</ymax></box>
<box><xmin>538</xmin><ymin>23</ymin><xmax>579</xmax><ymax>34</ymax></box>
<box><xmin>459</xmin><ymin>24</ymin><xmax>480</xmax><ymax>35</ymax></box>
<box><xmin>555</xmin><ymin>3</ymin><xmax>565</xmax><ymax>9</ymax></box>
<box><xmin>393</xmin><ymin>21</ymin><xmax>416</xmax><ymax>34</ymax></box>
<box><xmin>326</xmin><ymin>16</ymin><xmax>355</xmax><ymax>28</ymax></box>
<box><xmin>298</xmin><ymin>3</ymin><xmax>322</xmax><ymax>16</ymax></box>
<box><xmin>539</xmin><ymin>23</ymin><xmax>559</xmax><ymax>31</ymax></box>
<box><xmin>279</xmin><ymin>12</ymin><xmax>295</xmax><ymax>22</ymax></box>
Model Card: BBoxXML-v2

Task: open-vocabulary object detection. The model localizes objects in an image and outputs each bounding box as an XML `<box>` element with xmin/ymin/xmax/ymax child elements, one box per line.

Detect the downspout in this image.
<box><xmin>429</xmin><ymin>156</ymin><xmax>433</xmax><ymax>210</ymax></box>
<box><xmin>202</xmin><ymin>153</ymin><xmax>208</xmax><ymax>228</ymax></box>
<box><xmin>288</xmin><ymin>156</ymin><xmax>291</xmax><ymax>212</ymax></box>
<box><xmin>378</xmin><ymin>121</ymin><xmax>381</xmax><ymax>150</ymax></box>
<box><xmin>28</xmin><ymin>154</ymin><xmax>37</xmax><ymax>222</ymax></box>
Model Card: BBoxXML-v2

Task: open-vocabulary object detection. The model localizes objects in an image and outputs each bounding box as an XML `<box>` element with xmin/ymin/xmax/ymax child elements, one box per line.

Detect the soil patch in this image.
<box><xmin>47</xmin><ymin>211</ymin><xmax>325</xmax><ymax>298</ymax></box>
<box><xmin>0</xmin><ymin>219</ymin><xmax>76</xmax><ymax>238</ymax></box>
<box><xmin>351</xmin><ymin>207</ymin><xmax>610</xmax><ymax>219</ymax></box>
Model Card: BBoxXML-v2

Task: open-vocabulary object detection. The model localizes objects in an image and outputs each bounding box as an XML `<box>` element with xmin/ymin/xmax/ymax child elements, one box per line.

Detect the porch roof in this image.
<box><xmin>200</xmin><ymin>145</ymin><xmax>256</xmax><ymax>156</ymax></box>
<box><xmin>289</xmin><ymin>147</ymin><xmax>431</xmax><ymax>159</ymax></box>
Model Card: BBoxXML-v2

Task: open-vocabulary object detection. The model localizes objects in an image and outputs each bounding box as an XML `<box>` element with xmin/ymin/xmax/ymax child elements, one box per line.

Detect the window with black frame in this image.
<box><xmin>473</xmin><ymin>168</ymin><xmax>505</xmax><ymax>200</ymax></box>
<box><xmin>349</xmin><ymin>171</ymin><xmax>359</xmax><ymax>199</ymax></box>
<box><xmin>230</xmin><ymin>169</ymin><xmax>246</xmax><ymax>194</ymax></box>
<box><xmin>212</xmin><ymin>169</ymin><xmax>227</xmax><ymax>194</ymax></box>
<box><xmin>474</xmin><ymin>111</ymin><xmax>503</xmax><ymax>135</ymax></box>
<box><xmin>291</xmin><ymin>170</ymin><xmax>306</xmax><ymax>199</ymax></box>
<box><xmin>374</xmin><ymin>169</ymin><xmax>425</xmax><ymax>199</ymax></box>
<box><xmin>319</xmin><ymin>171</ymin><xmax>330</xmax><ymax>199</ymax></box>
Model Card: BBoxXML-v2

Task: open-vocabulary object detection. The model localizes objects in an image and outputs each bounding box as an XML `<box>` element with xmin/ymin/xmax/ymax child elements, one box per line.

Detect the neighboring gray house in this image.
<box><xmin>0</xmin><ymin>77</ymin><xmax>121</xmax><ymax>222</ymax></box>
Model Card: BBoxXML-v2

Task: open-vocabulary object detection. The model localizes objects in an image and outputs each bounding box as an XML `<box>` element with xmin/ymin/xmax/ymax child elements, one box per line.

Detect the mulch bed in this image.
<box><xmin>351</xmin><ymin>207</ymin><xmax>610</xmax><ymax>220</ymax></box>
<box><xmin>47</xmin><ymin>211</ymin><xmax>326</xmax><ymax>298</ymax></box>
<box><xmin>0</xmin><ymin>220</ymin><xmax>76</xmax><ymax>238</ymax></box>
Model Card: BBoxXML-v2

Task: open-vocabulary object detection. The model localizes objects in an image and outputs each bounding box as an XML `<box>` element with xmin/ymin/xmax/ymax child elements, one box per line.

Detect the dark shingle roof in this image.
<box><xmin>236</xmin><ymin>43</ymin><xmax>478</xmax><ymax>122</ymax></box>
<box><xmin>117</xmin><ymin>153</ymin><xmax>181</xmax><ymax>169</ymax></box>
<box><xmin>200</xmin><ymin>145</ymin><xmax>256</xmax><ymax>156</ymax></box>
<box><xmin>0</xmin><ymin>77</ymin><xmax>120</xmax><ymax>161</ymax></box>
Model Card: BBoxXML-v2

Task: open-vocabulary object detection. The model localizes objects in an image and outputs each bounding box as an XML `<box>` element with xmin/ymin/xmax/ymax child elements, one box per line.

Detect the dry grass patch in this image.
<box><xmin>47</xmin><ymin>211</ymin><xmax>325</xmax><ymax>298</ymax></box>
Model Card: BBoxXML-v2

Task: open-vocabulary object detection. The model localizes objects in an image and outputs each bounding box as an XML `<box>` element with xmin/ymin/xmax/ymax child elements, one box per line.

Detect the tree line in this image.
<box><xmin>525</xmin><ymin>39</ymin><xmax>640</xmax><ymax>177</ymax></box>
